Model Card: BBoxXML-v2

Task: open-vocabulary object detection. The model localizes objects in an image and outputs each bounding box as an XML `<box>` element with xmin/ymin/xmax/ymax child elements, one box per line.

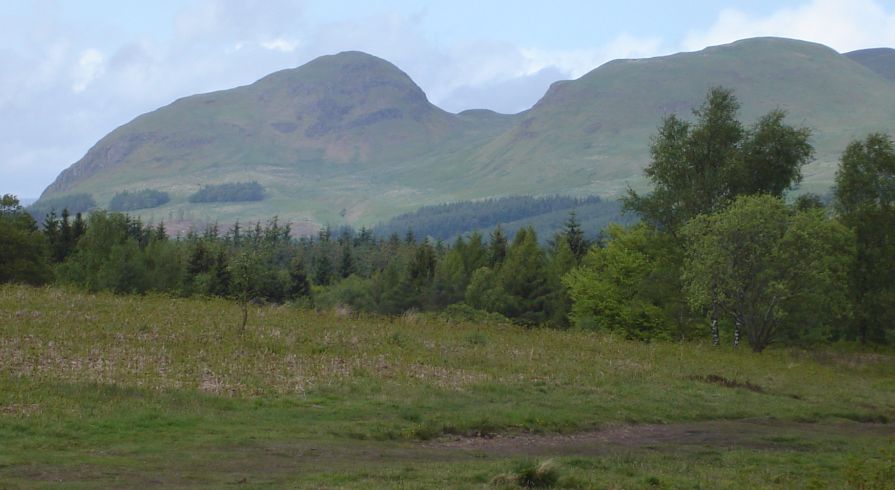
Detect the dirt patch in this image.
<box><xmin>422</xmin><ymin>420</ymin><xmax>895</xmax><ymax>457</ymax></box>
<box><xmin>5</xmin><ymin>421</ymin><xmax>893</xmax><ymax>486</ymax></box>
<box><xmin>690</xmin><ymin>374</ymin><xmax>765</xmax><ymax>393</ymax></box>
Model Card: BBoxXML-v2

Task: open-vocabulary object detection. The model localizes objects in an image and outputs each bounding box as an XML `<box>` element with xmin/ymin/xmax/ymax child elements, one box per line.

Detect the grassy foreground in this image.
<box><xmin>1</xmin><ymin>285</ymin><xmax>893</xmax><ymax>488</ymax></box>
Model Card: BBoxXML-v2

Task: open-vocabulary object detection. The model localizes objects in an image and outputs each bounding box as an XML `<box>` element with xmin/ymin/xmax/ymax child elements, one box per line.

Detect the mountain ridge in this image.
<box><xmin>38</xmin><ymin>38</ymin><xmax>895</xmax><ymax>229</ymax></box>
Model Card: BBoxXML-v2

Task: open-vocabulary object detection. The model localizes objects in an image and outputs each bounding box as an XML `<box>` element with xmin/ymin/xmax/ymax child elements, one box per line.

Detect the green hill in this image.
<box><xmin>846</xmin><ymin>47</ymin><xmax>895</xmax><ymax>83</ymax></box>
<box><xmin>457</xmin><ymin>38</ymin><xmax>895</xmax><ymax>198</ymax></box>
<box><xmin>38</xmin><ymin>38</ymin><xmax>895</xmax><ymax>230</ymax></box>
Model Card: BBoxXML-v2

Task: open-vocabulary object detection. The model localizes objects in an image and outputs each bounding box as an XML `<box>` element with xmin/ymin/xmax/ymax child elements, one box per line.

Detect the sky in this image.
<box><xmin>2</xmin><ymin>0</ymin><xmax>895</xmax><ymax>199</ymax></box>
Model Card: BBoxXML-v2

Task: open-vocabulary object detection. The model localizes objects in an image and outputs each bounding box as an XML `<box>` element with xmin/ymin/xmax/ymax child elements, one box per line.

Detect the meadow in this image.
<box><xmin>1</xmin><ymin>285</ymin><xmax>893</xmax><ymax>488</ymax></box>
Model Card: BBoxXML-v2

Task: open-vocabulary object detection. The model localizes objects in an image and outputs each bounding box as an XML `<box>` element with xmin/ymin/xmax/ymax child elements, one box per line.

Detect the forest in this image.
<box><xmin>108</xmin><ymin>189</ymin><xmax>171</xmax><ymax>211</ymax></box>
<box><xmin>2</xmin><ymin>88</ymin><xmax>893</xmax><ymax>352</ymax></box>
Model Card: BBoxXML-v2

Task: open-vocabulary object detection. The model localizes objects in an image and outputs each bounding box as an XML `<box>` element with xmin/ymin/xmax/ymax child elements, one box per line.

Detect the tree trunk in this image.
<box><xmin>733</xmin><ymin>317</ymin><xmax>741</xmax><ymax>348</ymax></box>
<box><xmin>710</xmin><ymin>313</ymin><xmax>719</xmax><ymax>346</ymax></box>
<box><xmin>710</xmin><ymin>284</ymin><xmax>720</xmax><ymax>346</ymax></box>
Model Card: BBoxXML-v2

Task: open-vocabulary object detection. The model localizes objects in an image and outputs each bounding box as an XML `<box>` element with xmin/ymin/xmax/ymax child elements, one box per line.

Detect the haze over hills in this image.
<box><xmin>38</xmin><ymin>37</ymin><xmax>895</xmax><ymax>230</ymax></box>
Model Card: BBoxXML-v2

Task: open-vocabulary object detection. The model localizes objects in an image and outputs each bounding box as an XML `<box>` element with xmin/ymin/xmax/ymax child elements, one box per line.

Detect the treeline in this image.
<box><xmin>109</xmin><ymin>189</ymin><xmax>170</xmax><ymax>211</ymax></box>
<box><xmin>27</xmin><ymin>193</ymin><xmax>96</xmax><ymax>224</ymax></box>
<box><xmin>376</xmin><ymin>195</ymin><xmax>626</xmax><ymax>242</ymax></box>
<box><xmin>1</xmin><ymin>195</ymin><xmax>588</xmax><ymax>328</ymax></box>
<box><xmin>3</xmin><ymin>88</ymin><xmax>892</xmax><ymax>351</ymax></box>
<box><xmin>188</xmin><ymin>181</ymin><xmax>265</xmax><ymax>203</ymax></box>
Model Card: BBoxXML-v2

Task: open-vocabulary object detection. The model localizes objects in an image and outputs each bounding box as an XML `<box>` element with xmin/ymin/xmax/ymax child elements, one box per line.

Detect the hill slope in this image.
<box><xmin>39</xmin><ymin>38</ymin><xmax>895</xmax><ymax>229</ymax></box>
<box><xmin>846</xmin><ymin>48</ymin><xmax>895</xmax><ymax>83</ymax></box>
<box><xmin>454</xmin><ymin>38</ymin><xmax>895</xmax><ymax>198</ymax></box>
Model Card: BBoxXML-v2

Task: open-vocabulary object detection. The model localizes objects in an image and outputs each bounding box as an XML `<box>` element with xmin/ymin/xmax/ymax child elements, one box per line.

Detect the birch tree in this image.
<box><xmin>682</xmin><ymin>195</ymin><xmax>853</xmax><ymax>352</ymax></box>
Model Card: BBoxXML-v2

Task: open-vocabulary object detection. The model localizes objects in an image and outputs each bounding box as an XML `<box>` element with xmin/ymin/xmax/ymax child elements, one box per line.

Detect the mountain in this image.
<box><xmin>845</xmin><ymin>48</ymin><xmax>895</xmax><ymax>83</ymax></box>
<box><xmin>39</xmin><ymin>38</ymin><xmax>895</xmax><ymax>229</ymax></box>
<box><xmin>453</xmin><ymin>38</ymin><xmax>895</xmax><ymax>198</ymax></box>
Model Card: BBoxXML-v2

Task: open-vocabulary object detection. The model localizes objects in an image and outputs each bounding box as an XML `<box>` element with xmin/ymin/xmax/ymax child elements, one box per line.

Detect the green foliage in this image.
<box><xmin>498</xmin><ymin>227</ymin><xmax>551</xmax><ymax>326</ymax></box>
<box><xmin>315</xmin><ymin>274</ymin><xmax>375</xmax><ymax>312</ymax></box>
<box><xmin>517</xmin><ymin>459</ymin><xmax>560</xmax><ymax>488</ymax></box>
<box><xmin>431</xmin><ymin>244</ymin><xmax>467</xmax><ymax>308</ymax></box>
<box><xmin>188</xmin><ymin>182</ymin><xmax>264</xmax><ymax>203</ymax></box>
<box><xmin>108</xmin><ymin>189</ymin><xmax>170</xmax><ymax>211</ymax></box>
<box><xmin>288</xmin><ymin>257</ymin><xmax>312</xmax><ymax>299</ymax></box>
<box><xmin>314</xmin><ymin>251</ymin><xmax>334</xmax><ymax>286</ymax></box>
<box><xmin>0</xmin><ymin>194</ymin><xmax>52</xmax><ymax>284</ymax></box>
<box><xmin>625</xmin><ymin>87</ymin><xmax>812</xmax><ymax>232</ymax></box>
<box><xmin>377</xmin><ymin>195</ymin><xmax>620</xmax><ymax>243</ymax></box>
<box><xmin>834</xmin><ymin>133</ymin><xmax>895</xmax><ymax>343</ymax></box>
<box><xmin>28</xmin><ymin>193</ymin><xmax>95</xmax><ymax>224</ymax></box>
<box><xmin>57</xmin><ymin>211</ymin><xmax>148</xmax><ymax>293</ymax></box>
<box><xmin>565</xmin><ymin>224</ymin><xmax>692</xmax><ymax>340</ymax></box>
<box><xmin>682</xmin><ymin>195</ymin><xmax>854</xmax><ymax>352</ymax></box>
<box><xmin>228</xmin><ymin>248</ymin><xmax>263</xmax><ymax>329</ymax></box>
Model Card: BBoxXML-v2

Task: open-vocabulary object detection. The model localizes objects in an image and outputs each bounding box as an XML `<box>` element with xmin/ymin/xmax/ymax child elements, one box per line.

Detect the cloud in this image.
<box><xmin>71</xmin><ymin>48</ymin><xmax>105</xmax><ymax>93</ymax></box>
<box><xmin>683</xmin><ymin>0</ymin><xmax>895</xmax><ymax>53</ymax></box>
<box><xmin>261</xmin><ymin>38</ymin><xmax>299</xmax><ymax>52</ymax></box>
<box><xmin>437</xmin><ymin>66</ymin><xmax>567</xmax><ymax>114</ymax></box>
<box><xmin>520</xmin><ymin>33</ymin><xmax>665</xmax><ymax>79</ymax></box>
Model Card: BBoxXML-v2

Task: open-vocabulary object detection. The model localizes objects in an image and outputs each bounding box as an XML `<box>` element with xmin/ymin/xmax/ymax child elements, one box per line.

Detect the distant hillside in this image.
<box><xmin>846</xmin><ymin>48</ymin><xmax>895</xmax><ymax>83</ymax></box>
<box><xmin>38</xmin><ymin>38</ymin><xmax>895</xmax><ymax>230</ymax></box>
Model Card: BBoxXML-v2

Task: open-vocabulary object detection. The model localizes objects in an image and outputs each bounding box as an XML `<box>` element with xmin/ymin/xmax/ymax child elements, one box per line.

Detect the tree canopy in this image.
<box><xmin>624</xmin><ymin>87</ymin><xmax>813</xmax><ymax>232</ymax></box>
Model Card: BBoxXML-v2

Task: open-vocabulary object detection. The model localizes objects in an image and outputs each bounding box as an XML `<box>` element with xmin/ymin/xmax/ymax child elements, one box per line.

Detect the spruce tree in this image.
<box><xmin>339</xmin><ymin>244</ymin><xmax>355</xmax><ymax>278</ymax></box>
<box><xmin>563</xmin><ymin>211</ymin><xmax>588</xmax><ymax>263</ymax></box>
<box><xmin>314</xmin><ymin>252</ymin><xmax>334</xmax><ymax>286</ymax></box>
<box><xmin>499</xmin><ymin>227</ymin><xmax>550</xmax><ymax>326</ymax></box>
<box><xmin>488</xmin><ymin>225</ymin><xmax>507</xmax><ymax>268</ymax></box>
<box><xmin>288</xmin><ymin>257</ymin><xmax>312</xmax><ymax>299</ymax></box>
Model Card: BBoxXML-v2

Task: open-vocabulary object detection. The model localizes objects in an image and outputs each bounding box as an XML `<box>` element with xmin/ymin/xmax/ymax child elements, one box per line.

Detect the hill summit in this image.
<box><xmin>39</xmin><ymin>38</ymin><xmax>895</xmax><ymax>228</ymax></box>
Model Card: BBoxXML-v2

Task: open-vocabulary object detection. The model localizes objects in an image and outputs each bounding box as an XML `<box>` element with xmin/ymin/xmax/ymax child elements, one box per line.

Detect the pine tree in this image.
<box><xmin>207</xmin><ymin>249</ymin><xmax>231</xmax><ymax>296</ymax></box>
<box><xmin>339</xmin><ymin>244</ymin><xmax>355</xmax><ymax>278</ymax></box>
<box><xmin>563</xmin><ymin>211</ymin><xmax>588</xmax><ymax>263</ymax></box>
<box><xmin>488</xmin><ymin>225</ymin><xmax>507</xmax><ymax>268</ymax></box>
<box><xmin>314</xmin><ymin>252</ymin><xmax>334</xmax><ymax>286</ymax></box>
<box><xmin>499</xmin><ymin>227</ymin><xmax>550</xmax><ymax>326</ymax></box>
<box><xmin>42</xmin><ymin>211</ymin><xmax>60</xmax><ymax>263</ymax></box>
<box><xmin>288</xmin><ymin>257</ymin><xmax>312</xmax><ymax>299</ymax></box>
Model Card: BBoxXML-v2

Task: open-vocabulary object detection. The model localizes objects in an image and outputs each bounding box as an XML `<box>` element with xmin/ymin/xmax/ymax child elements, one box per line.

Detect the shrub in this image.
<box><xmin>492</xmin><ymin>459</ymin><xmax>560</xmax><ymax>488</ymax></box>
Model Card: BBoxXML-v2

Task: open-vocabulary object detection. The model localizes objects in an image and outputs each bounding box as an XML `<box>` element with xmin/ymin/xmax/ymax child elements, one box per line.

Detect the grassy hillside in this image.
<box><xmin>37</xmin><ymin>38</ymin><xmax>895</xmax><ymax>230</ymax></box>
<box><xmin>1</xmin><ymin>285</ymin><xmax>893</xmax><ymax>487</ymax></box>
<box><xmin>460</xmin><ymin>38</ymin><xmax>895</xmax><ymax>199</ymax></box>
<box><xmin>846</xmin><ymin>47</ymin><xmax>895</xmax><ymax>83</ymax></box>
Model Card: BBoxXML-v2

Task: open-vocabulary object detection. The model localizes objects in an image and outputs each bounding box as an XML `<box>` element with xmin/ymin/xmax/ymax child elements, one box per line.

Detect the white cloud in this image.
<box><xmin>71</xmin><ymin>48</ymin><xmax>104</xmax><ymax>93</ymax></box>
<box><xmin>260</xmin><ymin>38</ymin><xmax>299</xmax><ymax>52</ymax></box>
<box><xmin>684</xmin><ymin>0</ymin><xmax>895</xmax><ymax>53</ymax></box>
<box><xmin>520</xmin><ymin>33</ymin><xmax>665</xmax><ymax>79</ymax></box>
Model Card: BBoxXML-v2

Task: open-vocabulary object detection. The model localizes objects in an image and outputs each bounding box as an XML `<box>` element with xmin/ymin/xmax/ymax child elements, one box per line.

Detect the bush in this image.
<box><xmin>491</xmin><ymin>459</ymin><xmax>560</xmax><ymax>488</ymax></box>
<box><xmin>440</xmin><ymin>303</ymin><xmax>511</xmax><ymax>326</ymax></box>
<box><xmin>314</xmin><ymin>275</ymin><xmax>375</xmax><ymax>312</ymax></box>
<box><xmin>109</xmin><ymin>189</ymin><xmax>170</xmax><ymax>211</ymax></box>
<box><xmin>188</xmin><ymin>182</ymin><xmax>265</xmax><ymax>203</ymax></box>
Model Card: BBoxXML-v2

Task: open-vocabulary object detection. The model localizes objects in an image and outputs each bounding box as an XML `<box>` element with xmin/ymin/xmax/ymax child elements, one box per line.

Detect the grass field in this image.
<box><xmin>1</xmin><ymin>285</ymin><xmax>893</xmax><ymax>488</ymax></box>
